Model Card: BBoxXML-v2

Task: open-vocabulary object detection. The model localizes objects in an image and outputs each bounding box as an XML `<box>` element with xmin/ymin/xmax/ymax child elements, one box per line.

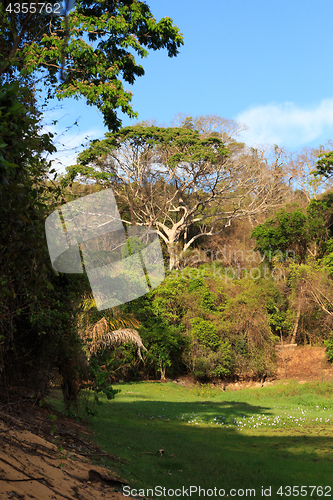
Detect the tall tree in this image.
<box><xmin>315</xmin><ymin>149</ymin><xmax>333</xmax><ymax>180</ymax></box>
<box><xmin>287</xmin><ymin>144</ymin><xmax>333</xmax><ymax>201</ymax></box>
<box><xmin>0</xmin><ymin>0</ymin><xmax>183</xmax><ymax>130</ymax></box>
<box><xmin>251</xmin><ymin>200</ymin><xmax>333</xmax><ymax>264</ymax></box>
<box><xmin>170</xmin><ymin>113</ymin><xmax>248</xmax><ymax>142</ymax></box>
<box><xmin>0</xmin><ymin>0</ymin><xmax>183</xmax><ymax>403</ymax></box>
<box><xmin>288</xmin><ymin>263</ymin><xmax>333</xmax><ymax>343</ymax></box>
<box><xmin>0</xmin><ymin>80</ymin><xmax>78</xmax><ymax>401</ymax></box>
<box><xmin>64</xmin><ymin>121</ymin><xmax>289</xmax><ymax>269</ymax></box>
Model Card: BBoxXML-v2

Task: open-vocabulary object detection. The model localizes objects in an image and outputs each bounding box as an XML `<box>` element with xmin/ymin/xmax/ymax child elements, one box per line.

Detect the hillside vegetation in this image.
<box><xmin>1</xmin><ymin>0</ymin><xmax>333</xmax><ymax>410</ymax></box>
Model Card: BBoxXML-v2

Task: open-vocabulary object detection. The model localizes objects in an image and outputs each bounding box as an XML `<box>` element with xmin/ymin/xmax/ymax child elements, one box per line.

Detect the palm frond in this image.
<box><xmin>80</xmin><ymin>297</ymin><xmax>96</xmax><ymax>312</ymax></box>
<box><xmin>77</xmin><ymin>291</ymin><xmax>144</xmax><ymax>359</ymax></box>
<box><xmin>90</xmin><ymin>328</ymin><xmax>147</xmax><ymax>361</ymax></box>
<box><xmin>77</xmin><ymin>292</ymin><xmax>141</xmax><ymax>341</ymax></box>
<box><xmin>87</xmin><ymin>317</ymin><xmax>109</xmax><ymax>343</ymax></box>
<box><xmin>102</xmin><ymin>329</ymin><xmax>147</xmax><ymax>351</ymax></box>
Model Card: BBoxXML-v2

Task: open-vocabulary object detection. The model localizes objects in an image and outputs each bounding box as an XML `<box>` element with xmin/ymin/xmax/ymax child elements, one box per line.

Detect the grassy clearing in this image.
<box><xmin>49</xmin><ymin>380</ymin><xmax>333</xmax><ymax>499</ymax></box>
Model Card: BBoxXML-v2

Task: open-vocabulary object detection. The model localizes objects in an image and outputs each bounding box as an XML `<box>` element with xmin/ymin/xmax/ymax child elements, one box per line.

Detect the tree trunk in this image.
<box><xmin>168</xmin><ymin>244</ymin><xmax>180</xmax><ymax>270</ymax></box>
<box><xmin>291</xmin><ymin>304</ymin><xmax>301</xmax><ymax>344</ymax></box>
<box><xmin>159</xmin><ymin>359</ymin><xmax>166</xmax><ymax>382</ymax></box>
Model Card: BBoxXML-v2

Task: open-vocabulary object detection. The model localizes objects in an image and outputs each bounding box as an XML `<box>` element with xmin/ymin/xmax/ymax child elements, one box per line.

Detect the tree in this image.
<box><xmin>0</xmin><ymin>80</ymin><xmax>84</xmax><ymax>403</ymax></box>
<box><xmin>170</xmin><ymin>113</ymin><xmax>248</xmax><ymax>142</ymax></box>
<box><xmin>315</xmin><ymin>150</ymin><xmax>333</xmax><ymax>178</ymax></box>
<box><xmin>0</xmin><ymin>0</ymin><xmax>183</xmax><ymax>404</ymax></box>
<box><xmin>64</xmin><ymin>121</ymin><xmax>289</xmax><ymax>269</ymax></box>
<box><xmin>251</xmin><ymin>201</ymin><xmax>333</xmax><ymax>344</ymax></box>
<box><xmin>0</xmin><ymin>0</ymin><xmax>183</xmax><ymax>130</ymax></box>
<box><xmin>288</xmin><ymin>263</ymin><xmax>333</xmax><ymax>343</ymax></box>
<box><xmin>287</xmin><ymin>144</ymin><xmax>333</xmax><ymax>201</ymax></box>
<box><xmin>251</xmin><ymin>207</ymin><xmax>309</xmax><ymax>263</ymax></box>
<box><xmin>251</xmin><ymin>200</ymin><xmax>333</xmax><ymax>264</ymax></box>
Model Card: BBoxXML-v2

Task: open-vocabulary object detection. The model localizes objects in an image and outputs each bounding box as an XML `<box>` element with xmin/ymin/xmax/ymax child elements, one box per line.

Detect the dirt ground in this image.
<box><xmin>0</xmin><ymin>402</ymin><xmax>133</xmax><ymax>500</ymax></box>
<box><xmin>0</xmin><ymin>346</ymin><xmax>332</xmax><ymax>499</ymax></box>
<box><xmin>274</xmin><ymin>345</ymin><xmax>333</xmax><ymax>382</ymax></box>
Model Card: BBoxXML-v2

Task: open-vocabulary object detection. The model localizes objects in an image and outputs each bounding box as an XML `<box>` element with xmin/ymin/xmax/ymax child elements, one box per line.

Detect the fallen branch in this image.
<box><xmin>0</xmin><ymin>457</ymin><xmax>78</xmax><ymax>500</ymax></box>
<box><xmin>0</xmin><ymin>456</ymin><xmax>51</xmax><ymax>485</ymax></box>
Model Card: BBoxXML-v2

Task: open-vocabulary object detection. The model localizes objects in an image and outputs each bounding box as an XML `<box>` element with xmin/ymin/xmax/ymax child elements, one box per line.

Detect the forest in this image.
<box><xmin>2</xmin><ymin>0</ymin><xmax>333</xmax><ymax>413</ymax></box>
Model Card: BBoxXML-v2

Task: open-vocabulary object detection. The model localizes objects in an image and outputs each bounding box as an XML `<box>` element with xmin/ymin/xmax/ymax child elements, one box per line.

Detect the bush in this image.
<box><xmin>201</xmin><ymin>289</ymin><xmax>218</xmax><ymax>311</ymax></box>
<box><xmin>324</xmin><ymin>333</ymin><xmax>333</xmax><ymax>363</ymax></box>
<box><xmin>123</xmin><ymin>265</ymin><xmax>285</xmax><ymax>381</ymax></box>
<box><xmin>190</xmin><ymin>341</ymin><xmax>232</xmax><ymax>380</ymax></box>
<box><xmin>187</xmin><ymin>318</ymin><xmax>232</xmax><ymax>380</ymax></box>
<box><xmin>122</xmin><ymin>293</ymin><xmax>185</xmax><ymax>380</ymax></box>
<box><xmin>141</xmin><ymin>323</ymin><xmax>183</xmax><ymax>381</ymax></box>
<box><xmin>190</xmin><ymin>318</ymin><xmax>220</xmax><ymax>349</ymax></box>
<box><xmin>150</xmin><ymin>275</ymin><xmax>188</xmax><ymax>326</ymax></box>
<box><xmin>219</xmin><ymin>278</ymin><xmax>278</xmax><ymax>377</ymax></box>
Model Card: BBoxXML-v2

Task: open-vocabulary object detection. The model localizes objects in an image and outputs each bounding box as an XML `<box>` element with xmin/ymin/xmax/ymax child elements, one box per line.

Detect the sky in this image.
<box><xmin>41</xmin><ymin>0</ymin><xmax>333</xmax><ymax>174</ymax></box>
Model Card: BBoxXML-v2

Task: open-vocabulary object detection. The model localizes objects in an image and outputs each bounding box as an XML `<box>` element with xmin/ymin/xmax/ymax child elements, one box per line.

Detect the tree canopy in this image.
<box><xmin>0</xmin><ymin>0</ymin><xmax>184</xmax><ymax>130</ymax></box>
<box><xmin>251</xmin><ymin>199</ymin><xmax>333</xmax><ymax>263</ymax></box>
<box><xmin>64</xmin><ymin>121</ymin><xmax>289</xmax><ymax>269</ymax></box>
<box><xmin>315</xmin><ymin>151</ymin><xmax>333</xmax><ymax>179</ymax></box>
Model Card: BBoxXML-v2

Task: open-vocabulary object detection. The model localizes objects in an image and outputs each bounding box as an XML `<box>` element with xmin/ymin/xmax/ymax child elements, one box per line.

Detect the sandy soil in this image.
<box><xmin>0</xmin><ymin>404</ymin><xmax>131</xmax><ymax>500</ymax></box>
<box><xmin>0</xmin><ymin>346</ymin><xmax>332</xmax><ymax>499</ymax></box>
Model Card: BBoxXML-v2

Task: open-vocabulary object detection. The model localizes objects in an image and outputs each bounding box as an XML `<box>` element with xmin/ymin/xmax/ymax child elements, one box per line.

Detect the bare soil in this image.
<box><xmin>275</xmin><ymin>345</ymin><xmax>333</xmax><ymax>382</ymax></box>
<box><xmin>0</xmin><ymin>402</ymin><xmax>131</xmax><ymax>500</ymax></box>
<box><xmin>0</xmin><ymin>346</ymin><xmax>332</xmax><ymax>499</ymax></box>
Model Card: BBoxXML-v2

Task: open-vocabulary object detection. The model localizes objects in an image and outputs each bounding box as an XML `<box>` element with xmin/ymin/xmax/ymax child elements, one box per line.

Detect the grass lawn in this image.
<box><xmin>49</xmin><ymin>380</ymin><xmax>333</xmax><ymax>499</ymax></box>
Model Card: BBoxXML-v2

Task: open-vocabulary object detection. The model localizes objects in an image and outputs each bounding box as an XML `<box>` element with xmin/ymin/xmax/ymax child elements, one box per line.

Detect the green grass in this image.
<box><xmin>49</xmin><ymin>380</ymin><xmax>333</xmax><ymax>499</ymax></box>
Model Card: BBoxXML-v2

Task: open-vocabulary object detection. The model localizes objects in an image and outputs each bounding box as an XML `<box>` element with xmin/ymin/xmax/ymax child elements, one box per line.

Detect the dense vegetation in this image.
<box><xmin>104</xmin><ymin>198</ymin><xmax>333</xmax><ymax>384</ymax></box>
<box><xmin>0</xmin><ymin>0</ymin><xmax>183</xmax><ymax>407</ymax></box>
<box><xmin>1</xmin><ymin>0</ymin><xmax>333</xmax><ymax>411</ymax></box>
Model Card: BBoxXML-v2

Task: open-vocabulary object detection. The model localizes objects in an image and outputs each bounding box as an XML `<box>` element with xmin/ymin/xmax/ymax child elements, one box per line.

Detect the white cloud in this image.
<box><xmin>236</xmin><ymin>99</ymin><xmax>333</xmax><ymax>149</ymax></box>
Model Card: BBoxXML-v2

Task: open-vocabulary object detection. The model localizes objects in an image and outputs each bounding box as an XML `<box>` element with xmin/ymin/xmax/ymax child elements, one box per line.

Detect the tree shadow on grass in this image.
<box><xmin>89</xmin><ymin>398</ymin><xmax>333</xmax><ymax>498</ymax></box>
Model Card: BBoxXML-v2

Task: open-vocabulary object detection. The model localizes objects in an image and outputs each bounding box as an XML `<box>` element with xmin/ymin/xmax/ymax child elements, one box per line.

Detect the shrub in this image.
<box><xmin>150</xmin><ymin>275</ymin><xmax>188</xmax><ymax>326</ymax></box>
<box><xmin>201</xmin><ymin>289</ymin><xmax>218</xmax><ymax>311</ymax></box>
<box><xmin>187</xmin><ymin>318</ymin><xmax>232</xmax><ymax>380</ymax></box>
<box><xmin>219</xmin><ymin>278</ymin><xmax>278</xmax><ymax>377</ymax></box>
<box><xmin>140</xmin><ymin>322</ymin><xmax>183</xmax><ymax>381</ymax></box>
<box><xmin>188</xmin><ymin>277</ymin><xmax>205</xmax><ymax>292</ymax></box>
<box><xmin>190</xmin><ymin>318</ymin><xmax>220</xmax><ymax>349</ymax></box>
<box><xmin>324</xmin><ymin>333</ymin><xmax>333</xmax><ymax>363</ymax></box>
<box><xmin>190</xmin><ymin>341</ymin><xmax>232</xmax><ymax>380</ymax></box>
<box><xmin>122</xmin><ymin>293</ymin><xmax>185</xmax><ymax>380</ymax></box>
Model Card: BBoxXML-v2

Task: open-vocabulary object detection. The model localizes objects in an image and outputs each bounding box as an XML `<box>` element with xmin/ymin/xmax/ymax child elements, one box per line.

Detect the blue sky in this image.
<box><xmin>42</xmin><ymin>0</ymin><xmax>333</xmax><ymax>173</ymax></box>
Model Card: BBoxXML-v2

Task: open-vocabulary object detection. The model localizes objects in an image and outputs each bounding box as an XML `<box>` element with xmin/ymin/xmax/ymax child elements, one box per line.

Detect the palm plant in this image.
<box><xmin>77</xmin><ymin>293</ymin><xmax>147</xmax><ymax>360</ymax></box>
